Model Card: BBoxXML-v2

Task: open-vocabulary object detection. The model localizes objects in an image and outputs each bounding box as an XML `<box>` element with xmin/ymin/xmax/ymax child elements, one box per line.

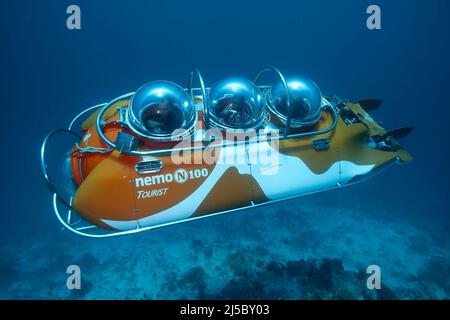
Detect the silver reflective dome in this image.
<box><xmin>208</xmin><ymin>77</ymin><xmax>265</xmax><ymax>129</ymax></box>
<box><xmin>269</xmin><ymin>77</ymin><xmax>323</xmax><ymax>126</ymax></box>
<box><xmin>127</xmin><ymin>80</ymin><xmax>196</xmax><ymax>141</ymax></box>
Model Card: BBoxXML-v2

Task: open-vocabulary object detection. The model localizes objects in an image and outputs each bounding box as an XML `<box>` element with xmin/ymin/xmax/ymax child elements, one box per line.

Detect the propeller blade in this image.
<box><xmin>381</xmin><ymin>127</ymin><xmax>414</xmax><ymax>140</ymax></box>
<box><xmin>357</xmin><ymin>99</ymin><xmax>383</xmax><ymax>111</ymax></box>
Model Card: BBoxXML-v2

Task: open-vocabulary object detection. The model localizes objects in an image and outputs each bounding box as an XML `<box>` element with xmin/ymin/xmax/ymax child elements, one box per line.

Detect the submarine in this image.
<box><xmin>41</xmin><ymin>67</ymin><xmax>413</xmax><ymax>237</ymax></box>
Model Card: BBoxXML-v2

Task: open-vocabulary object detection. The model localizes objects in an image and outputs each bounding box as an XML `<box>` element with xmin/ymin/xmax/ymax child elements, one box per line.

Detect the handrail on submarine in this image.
<box><xmin>187</xmin><ymin>68</ymin><xmax>209</xmax><ymax>130</ymax></box>
<box><xmin>95</xmin><ymin>101</ymin><xmax>338</xmax><ymax>157</ymax></box>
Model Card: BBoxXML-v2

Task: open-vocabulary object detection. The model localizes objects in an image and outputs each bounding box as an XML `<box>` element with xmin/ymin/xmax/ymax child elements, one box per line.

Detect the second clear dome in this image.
<box><xmin>208</xmin><ymin>77</ymin><xmax>265</xmax><ymax>129</ymax></box>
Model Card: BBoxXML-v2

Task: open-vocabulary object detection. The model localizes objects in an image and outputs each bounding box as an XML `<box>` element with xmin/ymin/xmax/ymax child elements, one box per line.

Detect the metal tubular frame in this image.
<box><xmin>254</xmin><ymin>66</ymin><xmax>292</xmax><ymax>137</ymax></box>
<box><xmin>69</xmin><ymin>103</ymin><xmax>107</xmax><ymax>131</ymax></box>
<box><xmin>41</xmin><ymin>129</ymin><xmax>82</xmax><ymax>207</ymax></box>
<box><xmin>187</xmin><ymin>68</ymin><xmax>209</xmax><ymax>130</ymax></box>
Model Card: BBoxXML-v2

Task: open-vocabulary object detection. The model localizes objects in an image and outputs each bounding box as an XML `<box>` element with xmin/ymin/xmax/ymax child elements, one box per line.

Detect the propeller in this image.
<box><xmin>381</xmin><ymin>127</ymin><xmax>414</xmax><ymax>140</ymax></box>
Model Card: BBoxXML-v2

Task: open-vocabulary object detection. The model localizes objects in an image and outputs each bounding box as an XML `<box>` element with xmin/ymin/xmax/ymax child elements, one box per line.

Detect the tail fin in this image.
<box><xmin>357</xmin><ymin>99</ymin><xmax>383</xmax><ymax>111</ymax></box>
<box><xmin>381</xmin><ymin>127</ymin><xmax>414</xmax><ymax>140</ymax></box>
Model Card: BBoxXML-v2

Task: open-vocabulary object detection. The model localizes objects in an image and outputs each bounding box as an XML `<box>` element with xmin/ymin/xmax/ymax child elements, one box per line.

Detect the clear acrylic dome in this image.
<box><xmin>127</xmin><ymin>80</ymin><xmax>196</xmax><ymax>141</ymax></box>
<box><xmin>269</xmin><ymin>77</ymin><xmax>323</xmax><ymax>126</ymax></box>
<box><xmin>208</xmin><ymin>77</ymin><xmax>265</xmax><ymax>129</ymax></box>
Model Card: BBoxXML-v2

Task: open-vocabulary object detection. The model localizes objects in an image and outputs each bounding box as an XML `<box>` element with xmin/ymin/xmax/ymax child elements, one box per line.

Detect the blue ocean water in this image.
<box><xmin>1</xmin><ymin>0</ymin><xmax>449</xmax><ymax>299</ymax></box>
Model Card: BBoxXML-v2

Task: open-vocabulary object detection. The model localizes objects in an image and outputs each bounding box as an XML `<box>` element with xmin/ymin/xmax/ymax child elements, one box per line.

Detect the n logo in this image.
<box><xmin>174</xmin><ymin>169</ymin><xmax>188</xmax><ymax>184</ymax></box>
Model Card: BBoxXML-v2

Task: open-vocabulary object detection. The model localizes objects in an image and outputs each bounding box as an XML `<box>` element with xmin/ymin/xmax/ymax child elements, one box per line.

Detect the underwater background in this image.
<box><xmin>1</xmin><ymin>0</ymin><xmax>449</xmax><ymax>299</ymax></box>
